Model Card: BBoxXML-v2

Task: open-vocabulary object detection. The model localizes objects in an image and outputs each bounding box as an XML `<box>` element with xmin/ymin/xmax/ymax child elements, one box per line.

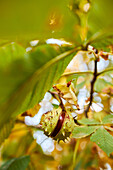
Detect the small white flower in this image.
<box><xmin>25</xmin><ymin>92</ymin><xmax>53</xmax><ymax>126</ymax></box>
<box><xmin>33</xmin><ymin>130</ymin><xmax>54</xmax><ymax>153</ymax></box>
<box><xmin>46</xmin><ymin>38</ymin><xmax>71</xmax><ymax>46</ymax></box>
<box><xmin>30</xmin><ymin>40</ymin><xmax>39</xmax><ymax>46</ymax></box>
<box><xmin>104</xmin><ymin>163</ymin><xmax>111</xmax><ymax>170</ymax></box>
<box><xmin>51</xmin><ymin>99</ymin><xmax>59</xmax><ymax>105</ymax></box>
<box><xmin>26</xmin><ymin>47</ymin><xmax>32</xmax><ymax>52</ymax></box>
<box><xmin>91</xmin><ymin>103</ymin><xmax>103</xmax><ymax>112</ymax></box>
<box><xmin>41</xmin><ymin>138</ymin><xmax>54</xmax><ymax>153</ymax></box>
<box><xmin>110</xmin><ymin>105</ymin><xmax>113</xmax><ymax>112</ymax></box>
<box><xmin>88</xmin><ymin>57</ymin><xmax>109</xmax><ymax>72</ymax></box>
<box><xmin>77</xmin><ymin>87</ymin><xmax>89</xmax><ymax>110</ymax></box>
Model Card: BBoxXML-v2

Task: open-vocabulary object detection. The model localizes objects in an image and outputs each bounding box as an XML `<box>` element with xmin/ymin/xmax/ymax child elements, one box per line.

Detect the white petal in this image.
<box><xmin>41</xmin><ymin>138</ymin><xmax>54</xmax><ymax>153</ymax></box>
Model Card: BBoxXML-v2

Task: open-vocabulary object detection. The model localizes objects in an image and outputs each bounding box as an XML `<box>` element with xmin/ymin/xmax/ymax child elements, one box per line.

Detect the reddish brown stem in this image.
<box><xmin>85</xmin><ymin>59</ymin><xmax>98</xmax><ymax>118</ymax></box>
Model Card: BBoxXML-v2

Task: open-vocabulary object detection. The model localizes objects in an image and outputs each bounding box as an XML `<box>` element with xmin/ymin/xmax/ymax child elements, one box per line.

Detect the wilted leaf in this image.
<box><xmin>0</xmin><ymin>155</ymin><xmax>30</xmax><ymax>170</ymax></box>
<box><xmin>0</xmin><ymin>43</ymin><xmax>79</xmax><ymax>129</ymax></box>
<box><xmin>90</xmin><ymin>127</ymin><xmax>113</xmax><ymax>156</ymax></box>
<box><xmin>53</xmin><ymin>82</ymin><xmax>77</xmax><ymax>106</ymax></box>
<box><xmin>21</xmin><ymin>104</ymin><xmax>40</xmax><ymax>118</ymax></box>
<box><xmin>72</xmin><ymin>126</ymin><xmax>98</xmax><ymax>138</ymax></box>
<box><xmin>78</xmin><ymin>118</ymin><xmax>100</xmax><ymax>125</ymax></box>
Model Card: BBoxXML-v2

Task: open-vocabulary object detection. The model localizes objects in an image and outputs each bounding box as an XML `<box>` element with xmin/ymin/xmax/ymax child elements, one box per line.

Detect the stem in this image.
<box><xmin>48</xmin><ymin>90</ymin><xmax>66</xmax><ymax>112</ymax></box>
<box><xmin>61</xmin><ymin>67</ymin><xmax>113</xmax><ymax>79</ymax></box>
<box><xmin>62</xmin><ymin>71</ymin><xmax>93</xmax><ymax>77</ymax></box>
<box><xmin>72</xmin><ymin>139</ymin><xmax>80</xmax><ymax>169</ymax></box>
<box><xmin>85</xmin><ymin>59</ymin><xmax>98</xmax><ymax>118</ymax></box>
<box><xmin>97</xmin><ymin>67</ymin><xmax>113</xmax><ymax>76</ymax></box>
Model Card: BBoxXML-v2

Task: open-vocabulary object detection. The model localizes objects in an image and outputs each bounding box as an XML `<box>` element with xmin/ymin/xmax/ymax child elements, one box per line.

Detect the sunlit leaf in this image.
<box><xmin>90</xmin><ymin>127</ymin><xmax>113</xmax><ymax>156</ymax></box>
<box><xmin>0</xmin><ymin>43</ymin><xmax>79</xmax><ymax>129</ymax></box>
<box><xmin>102</xmin><ymin>114</ymin><xmax>113</xmax><ymax>124</ymax></box>
<box><xmin>78</xmin><ymin>118</ymin><xmax>100</xmax><ymax>125</ymax></box>
<box><xmin>0</xmin><ymin>42</ymin><xmax>26</xmax><ymax>69</ymax></box>
<box><xmin>0</xmin><ymin>155</ymin><xmax>30</xmax><ymax>170</ymax></box>
<box><xmin>0</xmin><ymin>43</ymin><xmax>26</xmax><ymax>104</ymax></box>
<box><xmin>94</xmin><ymin>78</ymin><xmax>113</xmax><ymax>92</ymax></box>
<box><xmin>72</xmin><ymin>126</ymin><xmax>98</xmax><ymax>138</ymax></box>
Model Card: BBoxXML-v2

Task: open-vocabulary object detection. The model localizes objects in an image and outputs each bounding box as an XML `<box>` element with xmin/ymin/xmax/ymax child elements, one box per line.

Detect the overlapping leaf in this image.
<box><xmin>90</xmin><ymin>127</ymin><xmax>113</xmax><ymax>156</ymax></box>
<box><xmin>102</xmin><ymin>114</ymin><xmax>113</xmax><ymax>124</ymax></box>
<box><xmin>53</xmin><ymin>82</ymin><xmax>77</xmax><ymax>106</ymax></box>
<box><xmin>0</xmin><ymin>43</ymin><xmax>79</xmax><ymax>129</ymax></box>
<box><xmin>72</xmin><ymin>126</ymin><xmax>98</xmax><ymax>138</ymax></box>
<box><xmin>94</xmin><ymin>78</ymin><xmax>113</xmax><ymax>92</ymax></box>
<box><xmin>78</xmin><ymin>118</ymin><xmax>100</xmax><ymax>125</ymax></box>
<box><xmin>0</xmin><ymin>155</ymin><xmax>30</xmax><ymax>170</ymax></box>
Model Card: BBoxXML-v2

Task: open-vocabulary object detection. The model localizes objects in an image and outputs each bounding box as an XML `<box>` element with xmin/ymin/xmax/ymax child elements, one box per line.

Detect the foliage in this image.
<box><xmin>0</xmin><ymin>156</ymin><xmax>30</xmax><ymax>170</ymax></box>
<box><xmin>0</xmin><ymin>0</ymin><xmax>113</xmax><ymax>169</ymax></box>
<box><xmin>0</xmin><ymin>120</ymin><xmax>14</xmax><ymax>146</ymax></box>
<box><xmin>73</xmin><ymin>115</ymin><xmax>113</xmax><ymax>156</ymax></box>
<box><xmin>90</xmin><ymin>127</ymin><xmax>113</xmax><ymax>156</ymax></box>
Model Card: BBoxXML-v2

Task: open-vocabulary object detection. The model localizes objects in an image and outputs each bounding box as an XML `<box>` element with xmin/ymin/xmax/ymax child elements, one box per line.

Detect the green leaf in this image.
<box><xmin>72</xmin><ymin>126</ymin><xmax>98</xmax><ymax>138</ymax></box>
<box><xmin>102</xmin><ymin>115</ymin><xmax>113</xmax><ymax>124</ymax></box>
<box><xmin>90</xmin><ymin>127</ymin><xmax>113</xmax><ymax>156</ymax></box>
<box><xmin>0</xmin><ymin>43</ymin><xmax>79</xmax><ymax>129</ymax></box>
<box><xmin>0</xmin><ymin>43</ymin><xmax>26</xmax><ymax>104</ymax></box>
<box><xmin>87</xmin><ymin>0</ymin><xmax>113</xmax><ymax>50</ymax></box>
<box><xmin>0</xmin><ymin>0</ymin><xmax>79</xmax><ymax>42</ymax></box>
<box><xmin>0</xmin><ymin>120</ymin><xmax>14</xmax><ymax>146</ymax></box>
<box><xmin>0</xmin><ymin>42</ymin><xmax>26</xmax><ymax>68</ymax></box>
<box><xmin>78</xmin><ymin>118</ymin><xmax>100</xmax><ymax>125</ymax></box>
<box><xmin>0</xmin><ymin>155</ymin><xmax>30</xmax><ymax>170</ymax></box>
<box><xmin>94</xmin><ymin>78</ymin><xmax>113</xmax><ymax>92</ymax></box>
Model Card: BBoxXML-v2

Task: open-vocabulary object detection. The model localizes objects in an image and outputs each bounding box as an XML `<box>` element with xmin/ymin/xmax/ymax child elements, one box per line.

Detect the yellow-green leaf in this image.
<box><xmin>0</xmin><ymin>43</ymin><xmax>79</xmax><ymax>129</ymax></box>
<box><xmin>72</xmin><ymin>126</ymin><xmax>98</xmax><ymax>138</ymax></box>
<box><xmin>90</xmin><ymin>127</ymin><xmax>113</xmax><ymax>156</ymax></box>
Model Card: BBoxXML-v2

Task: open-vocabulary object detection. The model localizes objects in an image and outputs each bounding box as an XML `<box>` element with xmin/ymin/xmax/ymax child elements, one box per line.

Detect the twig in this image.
<box><xmin>72</xmin><ymin>139</ymin><xmax>80</xmax><ymax>169</ymax></box>
<box><xmin>48</xmin><ymin>90</ymin><xmax>66</xmax><ymax>112</ymax></box>
<box><xmin>85</xmin><ymin>59</ymin><xmax>98</xmax><ymax>118</ymax></box>
<box><xmin>62</xmin><ymin>70</ymin><xmax>93</xmax><ymax>77</ymax></box>
<box><xmin>97</xmin><ymin>67</ymin><xmax>113</xmax><ymax>76</ymax></box>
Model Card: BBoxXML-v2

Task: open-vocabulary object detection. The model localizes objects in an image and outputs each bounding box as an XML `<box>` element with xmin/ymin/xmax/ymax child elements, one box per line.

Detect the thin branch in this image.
<box><xmin>48</xmin><ymin>90</ymin><xmax>66</xmax><ymax>112</ymax></box>
<box><xmin>85</xmin><ymin>59</ymin><xmax>98</xmax><ymax>118</ymax></box>
<box><xmin>62</xmin><ymin>71</ymin><xmax>93</xmax><ymax>77</ymax></box>
<box><xmin>97</xmin><ymin>67</ymin><xmax>113</xmax><ymax>76</ymax></box>
<box><xmin>61</xmin><ymin>66</ymin><xmax>113</xmax><ymax>78</ymax></box>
